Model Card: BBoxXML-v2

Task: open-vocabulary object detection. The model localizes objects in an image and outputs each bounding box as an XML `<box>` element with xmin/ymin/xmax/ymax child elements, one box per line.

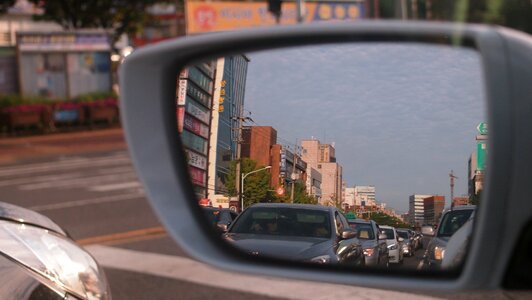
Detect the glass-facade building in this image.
<box><xmin>213</xmin><ymin>55</ymin><xmax>249</xmax><ymax>195</ymax></box>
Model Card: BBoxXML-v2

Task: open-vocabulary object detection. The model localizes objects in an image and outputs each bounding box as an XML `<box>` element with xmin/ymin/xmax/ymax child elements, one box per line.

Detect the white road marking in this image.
<box><xmin>0</xmin><ymin>172</ymin><xmax>83</xmax><ymax>187</ymax></box>
<box><xmin>88</xmin><ymin>181</ymin><xmax>142</xmax><ymax>192</ymax></box>
<box><xmin>28</xmin><ymin>193</ymin><xmax>144</xmax><ymax>212</ymax></box>
<box><xmin>85</xmin><ymin>245</ymin><xmax>440</xmax><ymax>300</ymax></box>
<box><xmin>19</xmin><ymin>172</ymin><xmax>138</xmax><ymax>191</ymax></box>
<box><xmin>0</xmin><ymin>154</ymin><xmax>130</xmax><ymax>177</ymax></box>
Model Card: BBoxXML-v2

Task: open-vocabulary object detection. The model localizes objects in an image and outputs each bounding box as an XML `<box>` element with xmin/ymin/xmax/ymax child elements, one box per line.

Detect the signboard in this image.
<box><xmin>184</xmin><ymin>114</ymin><xmax>209</xmax><ymax>138</ymax></box>
<box><xmin>18</xmin><ymin>32</ymin><xmax>110</xmax><ymax>52</ymax></box>
<box><xmin>477</xmin><ymin>141</ymin><xmax>487</xmax><ymax>171</ymax></box>
<box><xmin>186</xmin><ymin>149</ymin><xmax>208</xmax><ymax>170</ymax></box>
<box><xmin>189</xmin><ymin>166</ymin><xmax>207</xmax><ymax>185</ymax></box>
<box><xmin>186</xmin><ymin>1</ymin><xmax>365</xmax><ymax>34</ymax></box>
<box><xmin>182</xmin><ymin>130</ymin><xmax>208</xmax><ymax>155</ymax></box>
<box><xmin>477</xmin><ymin>122</ymin><xmax>488</xmax><ymax>135</ymax></box>
<box><xmin>177</xmin><ymin>80</ymin><xmax>188</xmax><ymax>105</ymax></box>
<box><xmin>177</xmin><ymin>107</ymin><xmax>185</xmax><ymax>132</ymax></box>
<box><xmin>186</xmin><ymin>99</ymin><xmax>210</xmax><ymax>124</ymax></box>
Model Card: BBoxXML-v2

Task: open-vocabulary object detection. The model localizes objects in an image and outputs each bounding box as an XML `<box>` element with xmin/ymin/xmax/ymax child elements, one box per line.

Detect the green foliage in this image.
<box><xmin>369</xmin><ymin>212</ymin><xmax>410</xmax><ymax>228</ymax></box>
<box><xmin>0</xmin><ymin>95</ymin><xmax>53</xmax><ymax>108</ymax></box>
<box><xmin>73</xmin><ymin>91</ymin><xmax>118</xmax><ymax>102</ymax></box>
<box><xmin>225</xmin><ymin>158</ymin><xmax>271</xmax><ymax>207</ymax></box>
<box><xmin>28</xmin><ymin>0</ymin><xmax>165</xmax><ymax>47</ymax></box>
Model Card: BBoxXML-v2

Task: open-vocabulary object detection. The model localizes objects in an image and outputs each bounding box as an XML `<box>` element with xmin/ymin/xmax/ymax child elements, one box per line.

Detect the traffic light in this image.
<box><xmin>268</xmin><ymin>0</ymin><xmax>282</xmax><ymax>19</ymax></box>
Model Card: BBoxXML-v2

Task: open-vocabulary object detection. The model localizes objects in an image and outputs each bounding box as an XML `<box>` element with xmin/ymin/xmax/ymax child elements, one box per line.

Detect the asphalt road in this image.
<box><xmin>0</xmin><ymin>149</ymin><xmax>525</xmax><ymax>300</ymax></box>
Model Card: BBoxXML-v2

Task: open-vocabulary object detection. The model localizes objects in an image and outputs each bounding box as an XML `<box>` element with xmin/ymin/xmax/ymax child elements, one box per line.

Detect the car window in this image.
<box><xmin>334</xmin><ymin>213</ymin><xmax>344</xmax><ymax>236</ymax></box>
<box><xmin>437</xmin><ymin>209</ymin><xmax>474</xmax><ymax>237</ymax></box>
<box><xmin>349</xmin><ymin>223</ymin><xmax>375</xmax><ymax>240</ymax></box>
<box><xmin>381</xmin><ymin>228</ymin><xmax>395</xmax><ymax>240</ymax></box>
<box><xmin>397</xmin><ymin>231</ymin><xmax>409</xmax><ymax>240</ymax></box>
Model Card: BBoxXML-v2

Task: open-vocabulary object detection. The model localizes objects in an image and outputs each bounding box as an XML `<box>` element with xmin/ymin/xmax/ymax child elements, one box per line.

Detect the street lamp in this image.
<box><xmin>241</xmin><ymin>166</ymin><xmax>271</xmax><ymax>211</ymax></box>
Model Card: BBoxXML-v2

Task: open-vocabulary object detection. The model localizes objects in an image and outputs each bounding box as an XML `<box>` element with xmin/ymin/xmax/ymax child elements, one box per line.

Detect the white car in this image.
<box><xmin>379</xmin><ymin>226</ymin><xmax>404</xmax><ymax>264</ymax></box>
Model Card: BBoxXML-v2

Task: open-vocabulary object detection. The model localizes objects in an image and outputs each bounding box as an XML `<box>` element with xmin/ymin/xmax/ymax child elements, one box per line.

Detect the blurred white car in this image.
<box><xmin>379</xmin><ymin>226</ymin><xmax>404</xmax><ymax>264</ymax></box>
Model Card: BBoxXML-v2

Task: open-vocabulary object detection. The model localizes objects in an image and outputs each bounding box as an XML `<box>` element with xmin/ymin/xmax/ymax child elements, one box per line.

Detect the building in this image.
<box><xmin>177</xmin><ymin>62</ymin><xmax>217</xmax><ymax>200</ymax></box>
<box><xmin>409</xmin><ymin>194</ymin><xmax>432</xmax><ymax>226</ymax></box>
<box><xmin>207</xmin><ymin>55</ymin><xmax>249</xmax><ymax>207</ymax></box>
<box><xmin>241</xmin><ymin>126</ymin><xmax>277</xmax><ymax>168</ymax></box>
<box><xmin>453</xmin><ymin>197</ymin><xmax>469</xmax><ymax>207</ymax></box>
<box><xmin>344</xmin><ymin>187</ymin><xmax>356</xmax><ymax>207</ymax></box>
<box><xmin>355</xmin><ymin>185</ymin><xmax>376</xmax><ymax>208</ymax></box>
<box><xmin>270</xmin><ymin>144</ymin><xmax>307</xmax><ymax>196</ymax></box>
<box><xmin>301</xmin><ymin>139</ymin><xmax>343</xmax><ymax>206</ymax></box>
<box><xmin>306</xmin><ymin>166</ymin><xmax>322</xmax><ymax>202</ymax></box>
<box><xmin>423</xmin><ymin>195</ymin><xmax>445</xmax><ymax>225</ymax></box>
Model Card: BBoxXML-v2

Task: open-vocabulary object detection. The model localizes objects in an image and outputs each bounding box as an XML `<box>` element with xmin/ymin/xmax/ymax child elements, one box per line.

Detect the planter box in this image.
<box><xmin>0</xmin><ymin>107</ymin><xmax>51</xmax><ymax>134</ymax></box>
<box><xmin>86</xmin><ymin>105</ymin><xmax>118</xmax><ymax>125</ymax></box>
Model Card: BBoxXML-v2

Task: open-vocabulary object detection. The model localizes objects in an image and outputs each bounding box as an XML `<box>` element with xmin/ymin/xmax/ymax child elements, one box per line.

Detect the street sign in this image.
<box><xmin>477</xmin><ymin>122</ymin><xmax>488</xmax><ymax>135</ymax></box>
<box><xmin>276</xmin><ymin>186</ymin><xmax>285</xmax><ymax>196</ymax></box>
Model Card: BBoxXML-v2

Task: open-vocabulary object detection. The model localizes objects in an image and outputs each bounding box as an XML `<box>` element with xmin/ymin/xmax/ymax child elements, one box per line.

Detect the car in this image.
<box><xmin>378</xmin><ymin>225</ymin><xmax>404</xmax><ymax>264</ymax></box>
<box><xmin>203</xmin><ymin>206</ymin><xmax>239</xmax><ymax>233</ymax></box>
<box><xmin>223</xmin><ymin>203</ymin><xmax>364</xmax><ymax>265</ymax></box>
<box><xmin>120</xmin><ymin>20</ymin><xmax>532</xmax><ymax>292</ymax></box>
<box><xmin>347</xmin><ymin>219</ymin><xmax>389</xmax><ymax>267</ymax></box>
<box><xmin>421</xmin><ymin>205</ymin><xmax>476</xmax><ymax>270</ymax></box>
<box><xmin>396</xmin><ymin>228</ymin><xmax>414</xmax><ymax>257</ymax></box>
<box><xmin>0</xmin><ymin>201</ymin><xmax>110</xmax><ymax>300</ymax></box>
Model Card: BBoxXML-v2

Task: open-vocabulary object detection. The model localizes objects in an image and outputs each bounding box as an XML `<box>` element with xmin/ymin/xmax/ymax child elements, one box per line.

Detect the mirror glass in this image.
<box><xmin>176</xmin><ymin>43</ymin><xmax>486</xmax><ymax>272</ymax></box>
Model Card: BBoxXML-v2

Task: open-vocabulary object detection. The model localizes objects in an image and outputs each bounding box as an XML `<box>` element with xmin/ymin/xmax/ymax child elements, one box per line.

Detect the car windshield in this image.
<box><xmin>381</xmin><ymin>228</ymin><xmax>395</xmax><ymax>239</ymax></box>
<box><xmin>348</xmin><ymin>222</ymin><xmax>375</xmax><ymax>240</ymax></box>
<box><xmin>397</xmin><ymin>231</ymin><xmax>409</xmax><ymax>239</ymax></box>
<box><xmin>230</xmin><ymin>207</ymin><xmax>331</xmax><ymax>238</ymax></box>
<box><xmin>203</xmin><ymin>208</ymin><xmax>221</xmax><ymax>226</ymax></box>
<box><xmin>437</xmin><ymin>209</ymin><xmax>474</xmax><ymax>237</ymax></box>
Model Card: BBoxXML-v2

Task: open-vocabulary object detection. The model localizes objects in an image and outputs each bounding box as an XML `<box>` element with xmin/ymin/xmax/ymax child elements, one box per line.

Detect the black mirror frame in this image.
<box><xmin>120</xmin><ymin>21</ymin><xmax>532</xmax><ymax>290</ymax></box>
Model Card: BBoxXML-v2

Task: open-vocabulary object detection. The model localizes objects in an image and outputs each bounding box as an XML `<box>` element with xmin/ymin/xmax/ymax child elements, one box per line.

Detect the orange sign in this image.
<box><xmin>186</xmin><ymin>1</ymin><xmax>365</xmax><ymax>34</ymax></box>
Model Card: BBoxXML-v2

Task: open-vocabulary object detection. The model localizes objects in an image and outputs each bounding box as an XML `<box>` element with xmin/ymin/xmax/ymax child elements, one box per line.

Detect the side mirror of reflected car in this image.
<box><xmin>341</xmin><ymin>229</ymin><xmax>357</xmax><ymax>240</ymax></box>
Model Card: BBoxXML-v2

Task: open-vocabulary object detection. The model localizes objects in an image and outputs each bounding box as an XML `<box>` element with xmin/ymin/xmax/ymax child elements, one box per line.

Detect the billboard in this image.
<box><xmin>186</xmin><ymin>1</ymin><xmax>365</xmax><ymax>34</ymax></box>
<box><xmin>477</xmin><ymin>141</ymin><xmax>487</xmax><ymax>171</ymax></box>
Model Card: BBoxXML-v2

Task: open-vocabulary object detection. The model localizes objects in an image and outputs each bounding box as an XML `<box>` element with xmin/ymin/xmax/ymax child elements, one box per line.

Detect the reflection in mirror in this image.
<box><xmin>176</xmin><ymin>43</ymin><xmax>486</xmax><ymax>272</ymax></box>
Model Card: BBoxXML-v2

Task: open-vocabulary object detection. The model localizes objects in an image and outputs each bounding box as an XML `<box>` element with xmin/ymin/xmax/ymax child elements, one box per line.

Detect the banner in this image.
<box><xmin>186</xmin><ymin>1</ymin><xmax>365</xmax><ymax>34</ymax></box>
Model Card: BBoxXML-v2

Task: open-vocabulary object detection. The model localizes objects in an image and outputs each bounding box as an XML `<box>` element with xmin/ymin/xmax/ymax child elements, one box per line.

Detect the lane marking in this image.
<box><xmin>19</xmin><ymin>173</ymin><xmax>138</xmax><ymax>190</ymax></box>
<box><xmin>88</xmin><ymin>181</ymin><xmax>142</xmax><ymax>192</ymax></box>
<box><xmin>0</xmin><ymin>172</ymin><xmax>83</xmax><ymax>187</ymax></box>
<box><xmin>0</xmin><ymin>155</ymin><xmax>130</xmax><ymax>177</ymax></box>
<box><xmin>28</xmin><ymin>193</ymin><xmax>144</xmax><ymax>211</ymax></box>
<box><xmin>85</xmin><ymin>245</ymin><xmax>440</xmax><ymax>300</ymax></box>
<box><xmin>77</xmin><ymin>227</ymin><xmax>166</xmax><ymax>246</ymax></box>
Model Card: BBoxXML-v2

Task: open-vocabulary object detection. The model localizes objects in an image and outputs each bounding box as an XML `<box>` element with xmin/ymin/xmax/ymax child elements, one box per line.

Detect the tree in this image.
<box><xmin>225</xmin><ymin>158</ymin><xmax>271</xmax><ymax>207</ymax></box>
<box><xmin>469</xmin><ymin>190</ymin><xmax>482</xmax><ymax>205</ymax></box>
<box><xmin>29</xmin><ymin>0</ymin><xmax>163</xmax><ymax>48</ymax></box>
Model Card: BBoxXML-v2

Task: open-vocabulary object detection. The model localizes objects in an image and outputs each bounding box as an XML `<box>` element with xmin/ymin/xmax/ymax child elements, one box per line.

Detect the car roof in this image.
<box><xmin>347</xmin><ymin>218</ymin><xmax>372</xmax><ymax>224</ymax></box>
<box><xmin>249</xmin><ymin>203</ymin><xmax>334</xmax><ymax>212</ymax></box>
<box><xmin>379</xmin><ymin>225</ymin><xmax>394</xmax><ymax>229</ymax></box>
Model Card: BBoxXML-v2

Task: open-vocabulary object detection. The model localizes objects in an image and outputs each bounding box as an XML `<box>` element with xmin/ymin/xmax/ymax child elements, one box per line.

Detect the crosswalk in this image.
<box><xmin>0</xmin><ymin>151</ymin><xmax>145</xmax><ymax>211</ymax></box>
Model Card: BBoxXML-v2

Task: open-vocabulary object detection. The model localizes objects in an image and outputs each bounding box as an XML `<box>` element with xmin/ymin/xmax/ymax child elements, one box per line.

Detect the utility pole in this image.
<box><xmin>290</xmin><ymin>141</ymin><xmax>299</xmax><ymax>203</ymax></box>
<box><xmin>232</xmin><ymin>113</ymin><xmax>253</xmax><ymax>212</ymax></box>
<box><xmin>450</xmin><ymin>170</ymin><xmax>458</xmax><ymax>209</ymax></box>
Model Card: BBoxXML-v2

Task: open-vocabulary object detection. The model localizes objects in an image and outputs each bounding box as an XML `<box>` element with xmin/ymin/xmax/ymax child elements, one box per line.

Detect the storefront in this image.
<box><xmin>16</xmin><ymin>31</ymin><xmax>112</xmax><ymax>100</ymax></box>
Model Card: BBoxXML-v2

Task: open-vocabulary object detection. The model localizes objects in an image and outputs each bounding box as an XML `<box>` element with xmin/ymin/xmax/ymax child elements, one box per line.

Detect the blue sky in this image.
<box><xmin>241</xmin><ymin>43</ymin><xmax>485</xmax><ymax>213</ymax></box>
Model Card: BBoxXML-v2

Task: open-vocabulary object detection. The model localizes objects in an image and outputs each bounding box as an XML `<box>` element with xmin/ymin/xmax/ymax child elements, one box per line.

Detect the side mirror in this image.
<box><xmin>378</xmin><ymin>234</ymin><xmax>387</xmax><ymax>240</ymax></box>
<box><xmin>216</xmin><ymin>223</ymin><xmax>228</xmax><ymax>233</ymax></box>
<box><xmin>341</xmin><ymin>229</ymin><xmax>357</xmax><ymax>240</ymax></box>
<box><xmin>421</xmin><ymin>226</ymin><xmax>435</xmax><ymax>237</ymax></box>
<box><xmin>398</xmin><ymin>237</ymin><xmax>404</xmax><ymax>242</ymax></box>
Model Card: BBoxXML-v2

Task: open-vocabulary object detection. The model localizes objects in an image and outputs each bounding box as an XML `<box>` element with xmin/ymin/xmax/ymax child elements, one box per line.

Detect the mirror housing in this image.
<box><xmin>120</xmin><ymin>21</ymin><xmax>532</xmax><ymax>290</ymax></box>
<box><xmin>398</xmin><ymin>237</ymin><xmax>405</xmax><ymax>242</ymax></box>
<box><xmin>421</xmin><ymin>226</ymin><xmax>435</xmax><ymax>237</ymax></box>
<box><xmin>216</xmin><ymin>223</ymin><xmax>229</xmax><ymax>233</ymax></box>
<box><xmin>378</xmin><ymin>233</ymin><xmax>387</xmax><ymax>240</ymax></box>
<box><xmin>341</xmin><ymin>229</ymin><xmax>357</xmax><ymax>240</ymax></box>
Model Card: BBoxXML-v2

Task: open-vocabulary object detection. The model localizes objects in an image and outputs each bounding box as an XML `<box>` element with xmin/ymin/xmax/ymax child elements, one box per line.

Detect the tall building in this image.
<box><xmin>301</xmin><ymin>139</ymin><xmax>343</xmax><ymax>206</ymax></box>
<box><xmin>207</xmin><ymin>55</ymin><xmax>249</xmax><ymax>207</ymax></box>
<box><xmin>270</xmin><ymin>144</ymin><xmax>307</xmax><ymax>195</ymax></box>
<box><xmin>409</xmin><ymin>194</ymin><xmax>432</xmax><ymax>226</ymax></box>
<box><xmin>241</xmin><ymin>126</ymin><xmax>277</xmax><ymax>168</ymax></box>
<box><xmin>177</xmin><ymin>62</ymin><xmax>217</xmax><ymax>200</ymax></box>
<box><xmin>306</xmin><ymin>166</ymin><xmax>322</xmax><ymax>202</ymax></box>
<box><xmin>423</xmin><ymin>195</ymin><xmax>445</xmax><ymax>225</ymax></box>
<box><xmin>344</xmin><ymin>187</ymin><xmax>356</xmax><ymax>207</ymax></box>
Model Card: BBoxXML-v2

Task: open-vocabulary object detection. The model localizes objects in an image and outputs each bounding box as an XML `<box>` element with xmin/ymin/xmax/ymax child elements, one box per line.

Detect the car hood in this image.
<box><xmin>0</xmin><ymin>201</ymin><xmax>66</xmax><ymax>236</ymax></box>
<box><xmin>224</xmin><ymin>233</ymin><xmax>333</xmax><ymax>260</ymax></box>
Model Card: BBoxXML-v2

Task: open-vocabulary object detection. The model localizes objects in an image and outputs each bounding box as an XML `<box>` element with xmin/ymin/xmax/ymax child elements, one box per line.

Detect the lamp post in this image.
<box><xmin>241</xmin><ymin>166</ymin><xmax>271</xmax><ymax>212</ymax></box>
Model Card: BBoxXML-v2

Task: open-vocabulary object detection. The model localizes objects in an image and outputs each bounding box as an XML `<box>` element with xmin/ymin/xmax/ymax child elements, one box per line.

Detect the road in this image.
<box><xmin>0</xmin><ymin>148</ymin><xmax>519</xmax><ymax>300</ymax></box>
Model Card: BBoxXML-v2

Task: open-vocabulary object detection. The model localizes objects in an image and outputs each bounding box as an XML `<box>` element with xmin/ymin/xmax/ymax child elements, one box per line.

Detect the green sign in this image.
<box><xmin>477</xmin><ymin>141</ymin><xmax>487</xmax><ymax>171</ymax></box>
<box><xmin>477</xmin><ymin>122</ymin><xmax>488</xmax><ymax>135</ymax></box>
<box><xmin>345</xmin><ymin>211</ymin><xmax>356</xmax><ymax>219</ymax></box>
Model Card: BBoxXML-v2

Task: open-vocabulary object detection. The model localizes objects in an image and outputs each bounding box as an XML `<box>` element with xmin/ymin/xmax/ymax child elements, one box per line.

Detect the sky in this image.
<box><xmin>239</xmin><ymin>43</ymin><xmax>486</xmax><ymax>213</ymax></box>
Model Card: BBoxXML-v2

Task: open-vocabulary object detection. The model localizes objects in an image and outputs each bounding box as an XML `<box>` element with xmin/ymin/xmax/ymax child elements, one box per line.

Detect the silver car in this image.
<box><xmin>348</xmin><ymin>219</ymin><xmax>389</xmax><ymax>267</ymax></box>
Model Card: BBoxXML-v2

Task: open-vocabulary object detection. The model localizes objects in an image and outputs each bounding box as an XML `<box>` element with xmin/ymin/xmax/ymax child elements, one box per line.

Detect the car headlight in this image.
<box><xmin>310</xmin><ymin>255</ymin><xmax>331</xmax><ymax>264</ymax></box>
<box><xmin>434</xmin><ymin>246</ymin><xmax>446</xmax><ymax>260</ymax></box>
<box><xmin>387</xmin><ymin>244</ymin><xmax>398</xmax><ymax>250</ymax></box>
<box><xmin>0</xmin><ymin>220</ymin><xmax>110</xmax><ymax>300</ymax></box>
<box><xmin>363</xmin><ymin>248</ymin><xmax>374</xmax><ymax>256</ymax></box>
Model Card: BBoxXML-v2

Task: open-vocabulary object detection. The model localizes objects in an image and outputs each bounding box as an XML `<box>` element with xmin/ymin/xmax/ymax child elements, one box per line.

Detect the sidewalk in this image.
<box><xmin>0</xmin><ymin>128</ymin><xmax>127</xmax><ymax>165</ymax></box>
